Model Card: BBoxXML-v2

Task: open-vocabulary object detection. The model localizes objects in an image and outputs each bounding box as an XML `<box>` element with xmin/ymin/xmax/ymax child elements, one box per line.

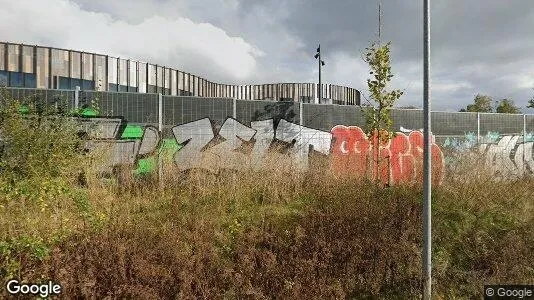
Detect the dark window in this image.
<box><xmin>279</xmin><ymin>97</ymin><xmax>292</xmax><ymax>102</ymax></box>
<box><xmin>0</xmin><ymin>71</ymin><xmax>8</xmax><ymax>87</ymax></box>
<box><xmin>128</xmin><ymin>87</ymin><xmax>138</xmax><ymax>93</ymax></box>
<box><xmin>9</xmin><ymin>72</ymin><xmax>23</xmax><ymax>87</ymax></box>
<box><xmin>57</xmin><ymin>76</ymin><xmax>70</xmax><ymax>90</ymax></box>
<box><xmin>164</xmin><ymin>88</ymin><xmax>170</xmax><ymax>95</ymax></box>
<box><xmin>108</xmin><ymin>83</ymin><xmax>118</xmax><ymax>91</ymax></box>
<box><xmin>82</xmin><ymin>80</ymin><xmax>94</xmax><ymax>90</ymax></box>
<box><xmin>147</xmin><ymin>85</ymin><xmax>157</xmax><ymax>93</ymax></box>
<box><xmin>118</xmin><ymin>85</ymin><xmax>128</xmax><ymax>92</ymax></box>
<box><xmin>179</xmin><ymin>90</ymin><xmax>192</xmax><ymax>96</ymax></box>
<box><xmin>70</xmin><ymin>78</ymin><xmax>81</xmax><ymax>90</ymax></box>
<box><xmin>23</xmin><ymin>73</ymin><xmax>36</xmax><ymax>88</ymax></box>
<box><xmin>156</xmin><ymin>86</ymin><xmax>163</xmax><ymax>94</ymax></box>
<box><xmin>299</xmin><ymin>96</ymin><xmax>312</xmax><ymax>103</ymax></box>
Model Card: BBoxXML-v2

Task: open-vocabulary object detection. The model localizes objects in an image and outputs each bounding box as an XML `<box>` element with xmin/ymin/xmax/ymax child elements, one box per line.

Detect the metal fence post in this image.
<box><xmin>158</xmin><ymin>93</ymin><xmax>163</xmax><ymax>132</ymax></box>
<box><xmin>158</xmin><ymin>93</ymin><xmax>163</xmax><ymax>185</ymax></box>
<box><xmin>299</xmin><ymin>101</ymin><xmax>304</xmax><ymax>161</ymax></box>
<box><xmin>233</xmin><ymin>97</ymin><xmax>237</xmax><ymax>119</ymax></box>
<box><xmin>477</xmin><ymin>113</ymin><xmax>480</xmax><ymax>144</ymax></box>
<box><xmin>74</xmin><ymin>86</ymin><xmax>80</xmax><ymax>110</ymax></box>
<box><xmin>523</xmin><ymin>114</ymin><xmax>527</xmax><ymax>175</ymax></box>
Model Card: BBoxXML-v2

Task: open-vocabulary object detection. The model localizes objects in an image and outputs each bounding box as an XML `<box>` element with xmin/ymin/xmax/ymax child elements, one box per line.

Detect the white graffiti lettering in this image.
<box><xmin>81</xmin><ymin>118</ymin><xmax>161</xmax><ymax>171</ymax></box>
<box><xmin>249</xmin><ymin>119</ymin><xmax>275</xmax><ymax>170</ymax></box>
<box><xmin>481</xmin><ymin>135</ymin><xmax>534</xmax><ymax>177</ymax></box>
<box><xmin>171</xmin><ymin>118</ymin><xmax>331</xmax><ymax>172</ymax></box>
<box><xmin>172</xmin><ymin>118</ymin><xmax>215</xmax><ymax>171</ymax></box>
<box><xmin>206</xmin><ymin>118</ymin><xmax>256</xmax><ymax>170</ymax></box>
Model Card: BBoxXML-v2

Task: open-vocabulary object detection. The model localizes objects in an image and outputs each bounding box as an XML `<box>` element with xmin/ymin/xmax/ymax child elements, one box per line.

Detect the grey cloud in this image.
<box><xmin>3</xmin><ymin>0</ymin><xmax>534</xmax><ymax>113</ymax></box>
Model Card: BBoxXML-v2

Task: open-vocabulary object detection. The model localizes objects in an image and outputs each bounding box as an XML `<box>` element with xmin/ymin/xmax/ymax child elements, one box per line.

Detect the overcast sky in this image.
<box><xmin>1</xmin><ymin>0</ymin><xmax>533</xmax><ymax>112</ymax></box>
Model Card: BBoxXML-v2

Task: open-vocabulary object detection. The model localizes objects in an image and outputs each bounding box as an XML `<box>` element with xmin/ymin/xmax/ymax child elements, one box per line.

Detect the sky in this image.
<box><xmin>1</xmin><ymin>0</ymin><xmax>533</xmax><ymax>112</ymax></box>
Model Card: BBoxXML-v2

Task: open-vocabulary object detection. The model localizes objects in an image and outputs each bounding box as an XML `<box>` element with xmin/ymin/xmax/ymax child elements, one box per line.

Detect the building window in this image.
<box><xmin>128</xmin><ymin>87</ymin><xmax>138</xmax><ymax>93</ymax></box>
<box><xmin>56</xmin><ymin>76</ymin><xmax>71</xmax><ymax>90</ymax></box>
<box><xmin>179</xmin><ymin>90</ymin><xmax>192</xmax><ymax>96</ymax></box>
<box><xmin>108</xmin><ymin>83</ymin><xmax>118</xmax><ymax>91</ymax></box>
<box><xmin>279</xmin><ymin>97</ymin><xmax>292</xmax><ymax>102</ymax></box>
<box><xmin>10</xmin><ymin>72</ymin><xmax>23</xmax><ymax>87</ymax></box>
<box><xmin>118</xmin><ymin>85</ymin><xmax>128</xmax><ymax>92</ymax></box>
<box><xmin>23</xmin><ymin>73</ymin><xmax>36</xmax><ymax>88</ymax></box>
<box><xmin>147</xmin><ymin>85</ymin><xmax>157</xmax><ymax>93</ymax></box>
<box><xmin>82</xmin><ymin>80</ymin><xmax>95</xmax><ymax>90</ymax></box>
<box><xmin>70</xmin><ymin>78</ymin><xmax>81</xmax><ymax>90</ymax></box>
<box><xmin>0</xmin><ymin>71</ymin><xmax>8</xmax><ymax>87</ymax></box>
<box><xmin>299</xmin><ymin>96</ymin><xmax>312</xmax><ymax>103</ymax></box>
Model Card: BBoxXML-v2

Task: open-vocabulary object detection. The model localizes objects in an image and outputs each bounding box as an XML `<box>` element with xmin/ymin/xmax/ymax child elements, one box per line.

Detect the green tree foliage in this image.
<box><xmin>363</xmin><ymin>41</ymin><xmax>403</xmax><ymax>140</ymax></box>
<box><xmin>462</xmin><ymin>94</ymin><xmax>493</xmax><ymax>112</ymax></box>
<box><xmin>363</xmin><ymin>41</ymin><xmax>403</xmax><ymax>184</ymax></box>
<box><xmin>527</xmin><ymin>89</ymin><xmax>534</xmax><ymax>109</ymax></box>
<box><xmin>461</xmin><ymin>94</ymin><xmax>522</xmax><ymax>114</ymax></box>
<box><xmin>495</xmin><ymin>99</ymin><xmax>521</xmax><ymax>114</ymax></box>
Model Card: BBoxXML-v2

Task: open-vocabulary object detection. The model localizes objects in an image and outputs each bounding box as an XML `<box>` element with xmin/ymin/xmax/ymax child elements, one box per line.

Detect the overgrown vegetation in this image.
<box><xmin>0</xmin><ymin>93</ymin><xmax>533</xmax><ymax>298</ymax></box>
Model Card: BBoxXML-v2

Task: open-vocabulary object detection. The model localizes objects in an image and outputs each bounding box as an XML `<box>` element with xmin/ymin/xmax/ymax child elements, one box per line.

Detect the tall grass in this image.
<box><xmin>0</xmin><ymin>95</ymin><xmax>533</xmax><ymax>298</ymax></box>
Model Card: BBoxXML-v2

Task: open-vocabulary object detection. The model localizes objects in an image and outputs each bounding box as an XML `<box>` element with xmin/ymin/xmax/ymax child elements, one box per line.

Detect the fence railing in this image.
<box><xmin>2</xmin><ymin>87</ymin><xmax>534</xmax><ymax>145</ymax></box>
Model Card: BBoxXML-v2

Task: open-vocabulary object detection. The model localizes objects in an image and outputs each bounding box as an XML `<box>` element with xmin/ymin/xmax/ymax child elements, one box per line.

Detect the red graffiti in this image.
<box><xmin>407</xmin><ymin>131</ymin><xmax>445</xmax><ymax>185</ymax></box>
<box><xmin>331</xmin><ymin>126</ymin><xmax>369</xmax><ymax>178</ymax></box>
<box><xmin>331</xmin><ymin>126</ymin><xmax>444</xmax><ymax>185</ymax></box>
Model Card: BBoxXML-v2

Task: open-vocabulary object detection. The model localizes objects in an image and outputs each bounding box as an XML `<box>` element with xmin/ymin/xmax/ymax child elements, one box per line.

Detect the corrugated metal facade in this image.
<box><xmin>0</xmin><ymin>41</ymin><xmax>360</xmax><ymax>105</ymax></box>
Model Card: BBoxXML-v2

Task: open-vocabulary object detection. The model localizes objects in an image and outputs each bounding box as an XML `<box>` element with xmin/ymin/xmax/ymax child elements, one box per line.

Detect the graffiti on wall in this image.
<box><xmin>480</xmin><ymin>135</ymin><xmax>534</xmax><ymax>177</ymax></box>
<box><xmin>331</xmin><ymin>126</ymin><xmax>444</xmax><ymax>185</ymax></box>
<box><xmin>442</xmin><ymin>131</ymin><xmax>534</xmax><ymax>177</ymax></box>
<box><xmin>170</xmin><ymin>118</ymin><xmax>444</xmax><ymax>184</ymax></box>
<box><xmin>78</xmin><ymin>117</ymin><xmax>161</xmax><ymax>174</ymax></box>
<box><xmin>172</xmin><ymin>118</ymin><xmax>332</xmax><ymax>172</ymax></box>
<box><xmin>443</xmin><ymin>132</ymin><xmax>501</xmax><ymax>152</ymax></box>
<box><xmin>1</xmin><ymin>112</ymin><xmax>446</xmax><ymax>184</ymax></box>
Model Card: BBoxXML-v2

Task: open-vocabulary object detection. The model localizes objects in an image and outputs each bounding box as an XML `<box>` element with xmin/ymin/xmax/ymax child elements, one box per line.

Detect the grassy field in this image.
<box><xmin>1</xmin><ymin>97</ymin><xmax>533</xmax><ymax>298</ymax></box>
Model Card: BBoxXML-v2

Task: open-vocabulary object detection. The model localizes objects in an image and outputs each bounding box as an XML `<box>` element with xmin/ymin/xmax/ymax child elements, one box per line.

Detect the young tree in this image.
<box><xmin>496</xmin><ymin>98</ymin><xmax>521</xmax><ymax>114</ymax></box>
<box><xmin>362</xmin><ymin>41</ymin><xmax>403</xmax><ymax>183</ymax></box>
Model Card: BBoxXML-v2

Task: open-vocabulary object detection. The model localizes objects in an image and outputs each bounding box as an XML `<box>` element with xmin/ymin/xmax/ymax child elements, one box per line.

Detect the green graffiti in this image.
<box><xmin>80</xmin><ymin>107</ymin><xmax>98</xmax><ymax>117</ymax></box>
<box><xmin>121</xmin><ymin>125</ymin><xmax>144</xmax><ymax>140</ymax></box>
<box><xmin>159</xmin><ymin>139</ymin><xmax>181</xmax><ymax>157</ymax></box>
<box><xmin>134</xmin><ymin>139</ymin><xmax>181</xmax><ymax>175</ymax></box>
<box><xmin>135</xmin><ymin>157</ymin><xmax>156</xmax><ymax>175</ymax></box>
<box><xmin>18</xmin><ymin>105</ymin><xmax>29</xmax><ymax>115</ymax></box>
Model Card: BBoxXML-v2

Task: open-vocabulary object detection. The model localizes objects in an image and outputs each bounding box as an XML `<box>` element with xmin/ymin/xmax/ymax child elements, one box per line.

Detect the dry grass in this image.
<box><xmin>1</xmin><ymin>150</ymin><xmax>533</xmax><ymax>299</ymax></box>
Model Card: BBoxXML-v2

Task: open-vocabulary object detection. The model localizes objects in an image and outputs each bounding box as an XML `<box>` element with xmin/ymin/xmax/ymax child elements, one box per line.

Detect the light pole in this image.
<box><xmin>314</xmin><ymin>44</ymin><xmax>325</xmax><ymax>103</ymax></box>
<box><xmin>423</xmin><ymin>0</ymin><xmax>432</xmax><ymax>298</ymax></box>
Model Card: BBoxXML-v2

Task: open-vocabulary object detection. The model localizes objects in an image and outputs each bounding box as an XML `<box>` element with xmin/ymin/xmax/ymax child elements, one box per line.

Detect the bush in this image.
<box><xmin>0</xmin><ymin>90</ymin><xmax>87</xmax><ymax>281</ymax></box>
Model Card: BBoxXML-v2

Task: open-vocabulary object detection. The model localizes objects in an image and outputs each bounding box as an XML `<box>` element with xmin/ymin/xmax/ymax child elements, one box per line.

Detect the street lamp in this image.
<box><xmin>314</xmin><ymin>44</ymin><xmax>325</xmax><ymax>103</ymax></box>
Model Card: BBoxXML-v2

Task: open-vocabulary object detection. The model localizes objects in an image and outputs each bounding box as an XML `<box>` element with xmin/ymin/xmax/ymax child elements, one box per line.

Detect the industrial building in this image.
<box><xmin>0</xmin><ymin>42</ymin><xmax>360</xmax><ymax>105</ymax></box>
